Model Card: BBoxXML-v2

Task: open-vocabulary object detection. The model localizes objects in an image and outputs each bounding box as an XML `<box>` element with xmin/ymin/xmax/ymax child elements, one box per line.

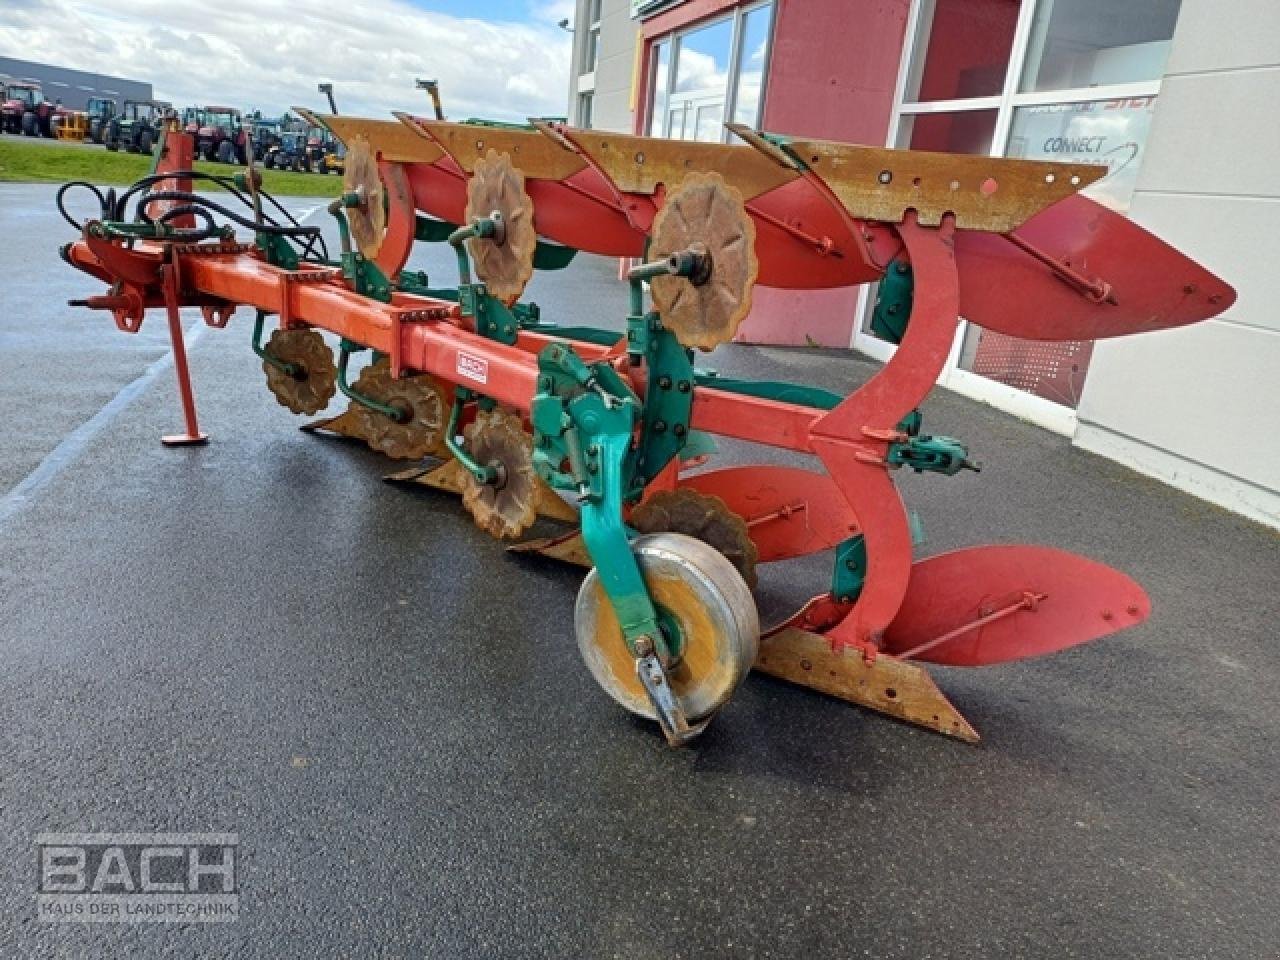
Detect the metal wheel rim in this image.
<box><xmin>575</xmin><ymin>532</ymin><xmax>759</xmax><ymax>721</ymax></box>
<box><xmin>630</xmin><ymin>489</ymin><xmax>759</xmax><ymax>591</ymax></box>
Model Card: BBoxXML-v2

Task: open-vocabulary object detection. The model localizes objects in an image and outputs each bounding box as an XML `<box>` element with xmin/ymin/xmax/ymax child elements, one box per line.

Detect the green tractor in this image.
<box><xmin>103</xmin><ymin>100</ymin><xmax>165</xmax><ymax>155</ymax></box>
<box><xmin>86</xmin><ymin>97</ymin><xmax>118</xmax><ymax>144</ymax></box>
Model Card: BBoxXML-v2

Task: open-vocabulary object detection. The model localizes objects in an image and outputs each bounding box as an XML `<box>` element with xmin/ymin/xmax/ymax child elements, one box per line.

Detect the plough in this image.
<box><xmin>56</xmin><ymin>110</ymin><xmax>1233</xmax><ymax>745</ymax></box>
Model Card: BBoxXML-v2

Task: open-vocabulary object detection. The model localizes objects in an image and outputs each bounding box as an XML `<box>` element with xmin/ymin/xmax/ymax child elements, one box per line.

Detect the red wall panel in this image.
<box><xmin>761</xmin><ymin>0</ymin><xmax>911</xmax><ymax>145</ymax></box>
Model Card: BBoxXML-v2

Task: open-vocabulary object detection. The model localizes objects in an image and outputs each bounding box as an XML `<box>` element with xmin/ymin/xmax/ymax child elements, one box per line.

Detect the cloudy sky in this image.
<box><xmin>0</xmin><ymin>0</ymin><xmax>575</xmax><ymax>122</ymax></box>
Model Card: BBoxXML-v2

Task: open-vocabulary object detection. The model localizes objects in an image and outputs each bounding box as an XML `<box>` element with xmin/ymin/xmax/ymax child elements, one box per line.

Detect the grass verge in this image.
<box><xmin>0</xmin><ymin>136</ymin><xmax>341</xmax><ymax>198</ymax></box>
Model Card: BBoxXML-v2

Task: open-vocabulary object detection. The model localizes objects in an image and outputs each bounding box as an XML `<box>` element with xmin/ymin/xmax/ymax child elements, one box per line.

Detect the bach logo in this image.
<box><xmin>36</xmin><ymin>833</ymin><xmax>238</xmax><ymax>923</ymax></box>
<box><xmin>455</xmin><ymin>351</ymin><xmax>489</xmax><ymax>385</ymax></box>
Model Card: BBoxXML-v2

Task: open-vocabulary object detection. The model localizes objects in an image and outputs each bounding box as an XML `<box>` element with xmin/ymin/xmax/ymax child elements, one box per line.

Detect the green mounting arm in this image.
<box><xmin>442</xmin><ymin>389</ymin><xmax>498</xmax><ymax>484</ymax></box>
<box><xmin>328</xmin><ymin>193</ymin><xmax>392</xmax><ymax>301</ymax></box>
<box><xmin>251</xmin><ymin>310</ymin><xmax>300</xmax><ymax>376</ymax></box>
<box><xmin>530</xmin><ymin>343</ymin><xmax>669</xmax><ymax>659</ymax></box>
<box><xmin>448</xmin><ymin>214</ymin><xmax>503</xmax><ymax>286</ymax></box>
<box><xmin>335</xmin><ymin>341</ymin><xmax>407</xmax><ymax>423</ymax></box>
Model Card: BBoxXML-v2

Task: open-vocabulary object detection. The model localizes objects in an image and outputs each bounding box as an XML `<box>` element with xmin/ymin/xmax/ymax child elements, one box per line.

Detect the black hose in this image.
<box><xmin>59</xmin><ymin>168</ymin><xmax>330</xmax><ymax>262</ymax></box>
<box><xmin>135</xmin><ymin>191</ymin><xmax>328</xmax><ymax>261</ymax></box>
<box><xmin>55</xmin><ymin>180</ymin><xmax>110</xmax><ymax>231</ymax></box>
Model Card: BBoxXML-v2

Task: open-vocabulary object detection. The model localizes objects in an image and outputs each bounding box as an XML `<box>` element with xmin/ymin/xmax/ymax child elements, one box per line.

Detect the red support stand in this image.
<box><xmin>159</xmin><ymin>262</ymin><xmax>208</xmax><ymax>447</ymax></box>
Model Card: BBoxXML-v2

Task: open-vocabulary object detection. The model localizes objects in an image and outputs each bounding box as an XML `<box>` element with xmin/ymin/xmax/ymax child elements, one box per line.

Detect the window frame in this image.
<box><xmin>853</xmin><ymin>0</ymin><xmax>1177</xmax><ymax>435</ymax></box>
<box><xmin>645</xmin><ymin>0</ymin><xmax>777</xmax><ymax>144</ymax></box>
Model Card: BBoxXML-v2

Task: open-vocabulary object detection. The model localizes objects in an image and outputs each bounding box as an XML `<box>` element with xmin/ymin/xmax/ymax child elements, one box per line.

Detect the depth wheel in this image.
<box><xmin>349</xmin><ymin>358</ymin><xmax>448</xmax><ymax>460</ymax></box>
<box><xmin>630</xmin><ymin>489</ymin><xmax>759</xmax><ymax>591</ymax></box>
<box><xmin>458</xmin><ymin>408</ymin><xmax>539</xmax><ymax>540</ymax></box>
<box><xmin>263</xmin><ymin>329</ymin><xmax>337</xmax><ymax>415</ymax></box>
<box><xmin>575</xmin><ymin>532</ymin><xmax>759</xmax><ymax>722</ymax></box>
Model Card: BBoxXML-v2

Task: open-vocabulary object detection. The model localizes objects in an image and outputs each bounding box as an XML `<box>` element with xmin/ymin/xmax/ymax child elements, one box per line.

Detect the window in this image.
<box><xmin>577</xmin><ymin>91</ymin><xmax>594</xmax><ymax>129</ymax></box>
<box><xmin>649</xmin><ymin>39</ymin><xmax>671</xmax><ymax>136</ymax></box>
<box><xmin>647</xmin><ymin>2</ymin><xmax>775</xmax><ymax>143</ymax></box>
<box><xmin>896</xmin><ymin>110</ymin><xmax>999</xmax><ymax>155</ymax></box>
<box><xmin>585</xmin><ymin>0</ymin><xmax>602</xmax><ymax>74</ymax></box>
<box><xmin>1020</xmin><ymin>0</ymin><xmax>1182</xmax><ymax>92</ymax></box>
<box><xmin>904</xmin><ymin>0</ymin><xmax>1021</xmax><ymax>101</ymax></box>
<box><xmin>731</xmin><ymin>4</ymin><xmax>773</xmax><ymax>128</ymax></box>
<box><xmin>864</xmin><ymin>0</ymin><xmax>1184</xmax><ymax>416</ymax></box>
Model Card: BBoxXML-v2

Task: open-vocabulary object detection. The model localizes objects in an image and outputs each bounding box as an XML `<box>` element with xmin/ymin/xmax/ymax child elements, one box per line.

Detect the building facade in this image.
<box><xmin>566</xmin><ymin>0</ymin><xmax>1279</xmax><ymax>529</ymax></box>
<box><xmin>0</xmin><ymin>57</ymin><xmax>152</xmax><ymax>112</ymax></box>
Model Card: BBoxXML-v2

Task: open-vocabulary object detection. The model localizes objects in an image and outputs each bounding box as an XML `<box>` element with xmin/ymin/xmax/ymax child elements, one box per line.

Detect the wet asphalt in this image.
<box><xmin>0</xmin><ymin>182</ymin><xmax>1277</xmax><ymax>959</ymax></box>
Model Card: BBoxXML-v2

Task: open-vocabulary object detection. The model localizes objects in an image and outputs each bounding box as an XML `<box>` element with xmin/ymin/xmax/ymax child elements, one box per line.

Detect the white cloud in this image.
<box><xmin>0</xmin><ymin>0</ymin><xmax>572</xmax><ymax>123</ymax></box>
<box><xmin>527</xmin><ymin>0</ymin><xmax>576</xmax><ymax>25</ymax></box>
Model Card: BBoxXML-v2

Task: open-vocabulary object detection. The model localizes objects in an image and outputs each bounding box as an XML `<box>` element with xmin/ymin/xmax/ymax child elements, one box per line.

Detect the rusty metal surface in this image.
<box><xmin>552</xmin><ymin>128</ymin><xmax>799</xmax><ymax>200</ymax></box>
<box><xmin>785</xmin><ymin>137</ymin><xmax>1105</xmax><ymax>232</ymax></box>
<box><xmin>506</xmin><ymin>528</ymin><xmax>591</xmax><ymax>566</ymax></box>
<box><xmin>262</xmin><ymin>328</ymin><xmax>336</xmax><ymax>415</ymax></box>
<box><xmin>297</xmin><ymin>109</ymin><xmax>445</xmax><ymax>164</ymax></box>
<box><xmin>631</xmin><ymin>488</ymin><xmax>759</xmax><ymax>591</ymax></box>
<box><xmin>397</xmin><ymin>457</ymin><xmax>579</xmax><ymax>526</ymax></box>
<box><xmin>300</xmin><ymin>409</ymin><xmax>368</xmax><ymax>443</ymax></box>
<box><xmin>648</xmin><ymin>172</ymin><xmax>758</xmax><ymax>351</ymax></box>
<box><xmin>756</xmin><ymin>628</ymin><xmax>979</xmax><ymax>743</ymax></box>
<box><xmin>349</xmin><ymin>359</ymin><xmax>448</xmax><ymax>461</ymax></box>
<box><xmin>405</xmin><ymin>117</ymin><xmax>587</xmax><ymax>180</ymax></box>
<box><xmin>459</xmin><ymin>409</ymin><xmax>540</xmax><ymax>540</ymax></box>
<box><xmin>576</xmin><ymin>533</ymin><xmax>758</xmax><ymax>722</ymax></box>
<box><xmin>343</xmin><ymin>136</ymin><xmax>387</xmax><ymax>260</ymax></box>
<box><xmin>465</xmin><ymin>150</ymin><xmax>538</xmax><ymax>303</ymax></box>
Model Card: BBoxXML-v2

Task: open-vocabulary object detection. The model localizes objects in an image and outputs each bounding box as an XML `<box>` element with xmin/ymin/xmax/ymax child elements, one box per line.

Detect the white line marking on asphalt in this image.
<box><xmin>0</xmin><ymin>324</ymin><xmax>208</xmax><ymax>529</ymax></box>
<box><xmin>293</xmin><ymin>204</ymin><xmax>322</xmax><ymax>223</ymax></box>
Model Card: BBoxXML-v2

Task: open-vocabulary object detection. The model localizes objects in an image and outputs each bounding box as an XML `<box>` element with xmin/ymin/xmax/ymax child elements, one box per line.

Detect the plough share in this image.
<box><xmin>56</xmin><ymin>110</ymin><xmax>1233</xmax><ymax>745</ymax></box>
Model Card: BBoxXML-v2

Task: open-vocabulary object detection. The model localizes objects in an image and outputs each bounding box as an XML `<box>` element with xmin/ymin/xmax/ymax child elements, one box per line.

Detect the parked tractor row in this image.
<box><xmin>2</xmin><ymin>76</ymin><xmax>357</xmax><ymax>175</ymax></box>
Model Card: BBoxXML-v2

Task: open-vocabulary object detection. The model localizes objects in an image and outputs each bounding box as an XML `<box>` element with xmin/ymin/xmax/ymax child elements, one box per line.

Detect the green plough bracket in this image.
<box><xmin>871</xmin><ymin>258</ymin><xmax>914</xmax><ymax>345</ymax></box>
<box><xmin>530</xmin><ymin>342</ymin><xmax>672</xmax><ymax>659</ymax></box>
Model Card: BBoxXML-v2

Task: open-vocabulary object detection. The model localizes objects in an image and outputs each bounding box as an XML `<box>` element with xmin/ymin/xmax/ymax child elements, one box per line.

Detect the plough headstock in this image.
<box><xmin>54</xmin><ymin>110</ymin><xmax>1234</xmax><ymax>748</ymax></box>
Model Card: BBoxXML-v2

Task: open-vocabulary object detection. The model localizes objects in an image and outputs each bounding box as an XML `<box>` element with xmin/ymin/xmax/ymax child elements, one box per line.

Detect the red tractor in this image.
<box><xmin>1</xmin><ymin>80</ymin><xmax>56</xmax><ymax>137</ymax></box>
<box><xmin>195</xmin><ymin>105</ymin><xmax>248</xmax><ymax>163</ymax></box>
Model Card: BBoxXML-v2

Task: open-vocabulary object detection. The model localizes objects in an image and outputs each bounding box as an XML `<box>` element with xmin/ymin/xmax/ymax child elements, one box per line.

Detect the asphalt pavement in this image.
<box><xmin>0</xmin><ymin>182</ymin><xmax>1276</xmax><ymax>959</ymax></box>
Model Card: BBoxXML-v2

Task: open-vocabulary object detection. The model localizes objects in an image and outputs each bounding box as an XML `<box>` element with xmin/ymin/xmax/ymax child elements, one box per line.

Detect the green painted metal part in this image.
<box><xmin>532</xmin><ymin>242</ymin><xmax>577</xmax><ymax>271</ymax></box>
<box><xmin>329</xmin><ymin>195</ymin><xmax>392</xmax><ymax>302</ymax></box>
<box><xmin>250</xmin><ymin>309</ymin><xmax>300</xmax><ymax>376</ymax></box>
<box><xmin>870</xmin><ymin>258</ymin><xmax>914</xmax><ymax>345</ymax></box>
<box><xmin>458</xmin><ymin>284</ymin><xmax>519</xmax><ymax>346</ymax></box>
<box><xmin>255</xmin><ymin>232</ymin><xmax>299</xmax><ymax>270</ymax></box>
<box><xmin>336</xmin><ymin>340</ymin><xmax>407</xmax><ymax>422</ymax></box>
<box><xmin>631</xmin><ymin>313</ymin><xmax>695</xmax><ymax>489</ymax></box>
<box><xmin>887</xmin><ymin>432</ymin><xmax>975</xmax><ymax>475</ymax></box>
<box><xmin>415</xmin><ymin>214</ymin><xmax>578</xmax><ymax>271</ymax></box>
<box><xmin>831</xmin><ymin>535</ymin><xmax>867</xmax><ymax>605</ymax></box>
<box><xmin>530</xmin><ymin>342</ymin><xmax>674</xmax><ymax>660</ymax></box>
<box><xmin>443</xmin><ymin>388</ymin><xmax>499</xmax><ymax>484</ymax></box>
<box><xmin>415</xmin><ymin>216</ymin><xmax>457</xmax><ymax>243</ymax></box>
<box><xmin>692</xmin><ymin>371</ymin><xmax>843</xmax><ymax>411</ymax></box>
